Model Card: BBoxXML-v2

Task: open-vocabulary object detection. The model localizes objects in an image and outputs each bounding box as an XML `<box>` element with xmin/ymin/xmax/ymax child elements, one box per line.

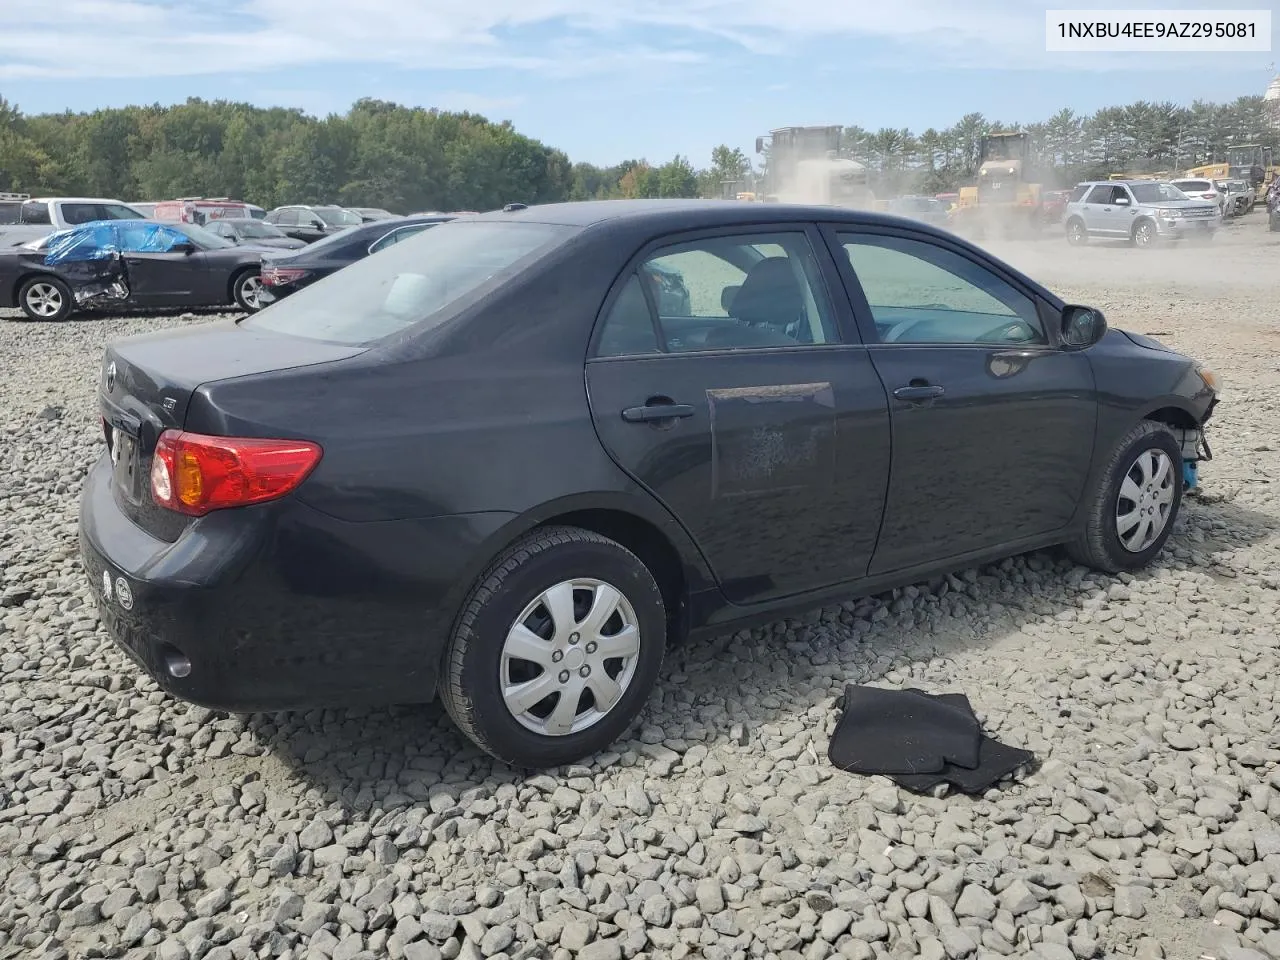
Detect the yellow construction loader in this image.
<box><xmin>951</xmin><ymin>132</ymin><xmax>1045</xmax><ymax>239</ymax></box>
<box><xmin>1187</xmin><ymin>145</ymin><xmax>1278</xmax><ymax>202</ymax></box>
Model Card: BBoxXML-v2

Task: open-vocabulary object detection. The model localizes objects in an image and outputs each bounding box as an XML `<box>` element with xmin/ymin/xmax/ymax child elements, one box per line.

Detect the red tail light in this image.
<box><xmin>151</xmin><ymin>430</ymin><xmax>322</xmax><ymax>516</ymax></box>
<box><xmin>261</xmin><ymin>265</ymin><xmax>310</xmax><ymax>286</ymax></box>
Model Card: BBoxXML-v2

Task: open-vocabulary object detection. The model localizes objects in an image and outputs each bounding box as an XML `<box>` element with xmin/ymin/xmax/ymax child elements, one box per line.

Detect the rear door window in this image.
<box><xmin>596</xmin><ymin>232</ymin><xmax>840</xmax><ymax>354</ymax></box>
<box><xmin>243</xmin><ymin>220</ymin><xmax>576</xmax><ymax>345</ymax></box>
<box><xmin>1083</xmin><ymin>186</ymin><xmax>1112</xmax><ymax>204</ymax></box>
<box><xmin>20</xmin><ymin>201</ymin><xmax>51</xmax><ymax>225</ymax></box>
<box><xmin>61</xmin><ymin>203</ymin><xmax>102</xmax><ymax>225</ymax></box>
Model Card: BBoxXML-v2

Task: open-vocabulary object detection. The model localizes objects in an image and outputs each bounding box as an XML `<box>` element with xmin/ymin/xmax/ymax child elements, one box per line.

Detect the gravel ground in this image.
<box><xmin>2</xmin><ymin>216</ymin><xmax>1279</xmax><ymax>960</ymax></box>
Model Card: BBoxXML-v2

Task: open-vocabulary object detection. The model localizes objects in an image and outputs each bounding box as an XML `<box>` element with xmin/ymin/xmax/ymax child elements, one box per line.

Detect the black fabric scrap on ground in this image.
<box><xmin>828</xmin><ymin>685</ymin><xmax>1034</xmax><ymax>795</ymax></box>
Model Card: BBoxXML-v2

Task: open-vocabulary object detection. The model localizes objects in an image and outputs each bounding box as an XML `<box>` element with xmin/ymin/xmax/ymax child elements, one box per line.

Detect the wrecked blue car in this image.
<box><xmin>0</xmin><ymin>219</ymin><xmax>272</xmax><ymax>321</ymax></box>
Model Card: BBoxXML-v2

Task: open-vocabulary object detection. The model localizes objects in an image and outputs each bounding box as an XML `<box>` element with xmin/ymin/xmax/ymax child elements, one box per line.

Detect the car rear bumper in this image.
<box><xmin>79</xmin><ymin>454</ymin><xmax>514</xmax><ymax>713</ymax></box>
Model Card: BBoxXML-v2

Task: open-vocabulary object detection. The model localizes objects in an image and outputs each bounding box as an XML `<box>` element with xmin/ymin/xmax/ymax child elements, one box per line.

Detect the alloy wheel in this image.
<box><xmin>25</xmin><ymin>283</ymin><xmax>65</xmax><ymax>319</ymax></box>
<box><xmin>500</xmin><ymin>578</ymin><xmax>642</xmax><ymax>736</ymax></box>
<box><xmin>239</xmin><ymin>274</ymin><xmax>264</xmax><ymax>309</ymax></box>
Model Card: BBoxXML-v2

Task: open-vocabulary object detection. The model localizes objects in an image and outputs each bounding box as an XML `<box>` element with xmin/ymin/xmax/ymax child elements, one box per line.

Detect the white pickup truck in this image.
<box><xmin>0</xmin><ymin>197</ymin><xmax>148</xmax><ymax>246</ymax></box>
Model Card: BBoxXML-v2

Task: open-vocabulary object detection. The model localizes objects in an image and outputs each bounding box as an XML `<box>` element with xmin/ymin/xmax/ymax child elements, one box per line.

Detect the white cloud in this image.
<box><xmin>0</xmin><ymin>0</ymin><xmax>1265</xmax><ymax>80</ymax></box>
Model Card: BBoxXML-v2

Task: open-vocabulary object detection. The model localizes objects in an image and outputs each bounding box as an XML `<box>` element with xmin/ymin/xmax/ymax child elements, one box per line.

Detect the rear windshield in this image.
<box><xmin>1173</xmin><ymin>180</ymin><xmax>1210</xmax><ymax>192</ymax></box>
<box><xmin>242</xmin><ymin>220</ymin><xmax>576</xmax><ymax>345</ymax></box>
<box><xmin>1131</xmin><ymin>182</ymin><xmax>1189</xmax><ymax>203</ymax></box>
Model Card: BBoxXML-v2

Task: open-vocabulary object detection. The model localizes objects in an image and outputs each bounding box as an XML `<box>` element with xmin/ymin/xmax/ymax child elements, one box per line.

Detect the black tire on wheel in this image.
<box><xmin>1066</xmin><ymin>420</ymin><xmax>1183</xmax><ymax>574</ymax></box>
<box><xmin>439</xmin><ymin>525</ymin><xmax>667</xmax><ymax>768</ymax></box>
<box><xmin>1131</xmin><ymin>219</ymin><xmax>1158</xmax><ymax>249</ymax></box>
<box><xmin>18</xmin><ymin>276</ymin><xmax>74</xmax><ymax>322</ymax></box>
<box><xmin>232</xmin><ymin>270</ymin><xmax>264</xmax><ymax>312</ymax></box>
<box><xmin>1065</xmin><ymin>219</ymin><xmax>1087</xmax><ymax>246</ymax></box>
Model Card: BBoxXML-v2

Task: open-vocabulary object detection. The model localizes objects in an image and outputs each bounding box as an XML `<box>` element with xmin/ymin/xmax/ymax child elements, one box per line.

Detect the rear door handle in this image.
<box><xmin>893</xmin><ymin>384</ymin><xmax>945</xmax><ymax>401</ymax></box>
<box><xmin>621</xmin><ymin>402</ymin><xmax>695</xmax><ymax>423</ymax></box>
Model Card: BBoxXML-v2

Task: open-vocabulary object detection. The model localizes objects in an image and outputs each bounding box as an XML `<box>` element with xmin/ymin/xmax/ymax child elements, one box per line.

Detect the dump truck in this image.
<box><xmin>951</xmin><ymin>132</ymin><xmax>1046</xmax><ymax>239</ymax></box>
<box><xmin>754</xmin><ymin>126</ymin><xmax>875</xmax><ymax>207</ymax></box>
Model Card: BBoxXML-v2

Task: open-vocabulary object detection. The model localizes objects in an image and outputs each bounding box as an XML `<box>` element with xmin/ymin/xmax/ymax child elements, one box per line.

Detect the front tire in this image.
<box><xmin>440</xmin><ymin>526</ymin><xmax>667</xmax><ymax>768</ymax></box>
<box><xmin>1067</xmin><ymin>421</ymin><xmax>1183</xmax><ymax>573</ymax></box>
<box><xmin>1131</xmin><ymin>219</ymin><xmax>1157</xmax><ymax>248</ymax></box>
<box><xmin>18</xmin><ymin>276</ymin><xmax>73</xmax><ymax>322</ymax></box>
<box><xmin>1065</xmin><ymin>219</ymin><xmax>1087</xmax><ymax>245</ymax></box>
<box><xmin>232</xmin><ymin>270</ymin><xmax>264</xmax><ymax>312</ymax></box>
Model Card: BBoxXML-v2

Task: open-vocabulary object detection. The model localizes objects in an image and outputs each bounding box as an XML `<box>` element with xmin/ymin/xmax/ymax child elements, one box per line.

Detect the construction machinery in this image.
<box><xmin>754</xmin><ymin>126</ymin><xmax>875</xmax><ymax>207</ymax></box>
<box><xmin>1186</xmin><ymin>145</ymin><xmax>1278</xmax><ymax>202</ymax></box>
<box><xmin>952</xmin><ymin>131</ymin><xmax>1045</xmax><ymax>238</ymax></box>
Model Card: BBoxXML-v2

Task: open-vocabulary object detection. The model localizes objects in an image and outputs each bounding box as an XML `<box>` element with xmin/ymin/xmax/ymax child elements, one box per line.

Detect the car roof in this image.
<box><xmin>468</xmin><ymin>199</ymin><xmax>958</xmax><ymax>232</ymax></box>
<box><xmin>29</xmin><ymin>197</ymin><xmax>137</xmax><ymax>204</ymax></box>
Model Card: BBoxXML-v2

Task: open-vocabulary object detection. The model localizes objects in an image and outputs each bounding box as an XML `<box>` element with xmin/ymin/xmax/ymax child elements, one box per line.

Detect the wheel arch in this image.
<box><xmin>439</xmin><ymin>491</ymin><xmax>715</xmax><ymax>675</ymax></box>
<box><xmin>1140</xmin><ymin>403</ymin><xmax>1201</xmax><ymax>431</ymax></box>
<box><xmin>1131</xmin><ymin>215</ymin><xmax>1157</xmax><ymax>240</ymax></box>
<box><xmin>227</xmin><ymin>264</ymin><xmax>260</xmax><ymax>303</ymax></box>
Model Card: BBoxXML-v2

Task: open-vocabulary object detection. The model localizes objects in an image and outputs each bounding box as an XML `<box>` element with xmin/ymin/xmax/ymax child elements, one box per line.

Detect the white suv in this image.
<box><xmin>1170</xmin><ymin>179</ymin><xmax>1227</xmax><ymax>216</ymax></box>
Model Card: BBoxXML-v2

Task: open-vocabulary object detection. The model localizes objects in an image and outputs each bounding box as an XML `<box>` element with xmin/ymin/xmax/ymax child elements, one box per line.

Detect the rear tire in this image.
<box><xmin>18</xmin><ymin>276</ymin><xmax>73</xmax><ymax>322</ymax></box>
<box><xmin>439</xmin><ymin>526</ymin><xmax>667</xmax><ymax>768</ymax></box>
<box><xmin>1066</xmin><ymin>421</ymin><xmax>1183</xmax><ymax>574</ymax></box>
<box><xmin>232</xmin><ymin>270</ymin><xmax>264</xmax><ymax>312</ymax></box>
<box><xmin>1065</xmin><ymin>219</ymin><xmax>1087</xmax><ymax>245</ymax></box>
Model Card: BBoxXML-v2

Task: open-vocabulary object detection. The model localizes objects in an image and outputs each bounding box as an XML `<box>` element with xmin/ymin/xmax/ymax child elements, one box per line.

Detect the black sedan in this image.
<box><xmin>257</xmin><ymin>214</ymin><xmax>454</xmax><ymax>305</ymax></box>
<box><xmin>203</xmin><ymin>218</ymin><xmax>306</xmax><ymax>250</ymax></box>
<box><xmin>81</xmin><ymin>201</ymin><xmax>1219</xmax><ymax>769</ymax></box>
<box><xmin>2</xmin><ymin>220</ymin><xmax>273</xmax><ymax>321</ymax></box>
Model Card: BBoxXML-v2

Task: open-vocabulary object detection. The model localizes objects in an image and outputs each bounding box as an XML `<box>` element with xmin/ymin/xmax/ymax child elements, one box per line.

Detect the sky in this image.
<box><xmin>1</xmin><ymin>0</ymin><xmax>1276</xmax><ymax>167</ymax></box>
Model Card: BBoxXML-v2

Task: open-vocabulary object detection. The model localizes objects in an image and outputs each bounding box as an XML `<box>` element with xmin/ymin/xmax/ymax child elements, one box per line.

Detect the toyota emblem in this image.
<box><xmin>105</xmin><ymin>361</ymin><xmax>116</xmax><ymax>393</ymax></box>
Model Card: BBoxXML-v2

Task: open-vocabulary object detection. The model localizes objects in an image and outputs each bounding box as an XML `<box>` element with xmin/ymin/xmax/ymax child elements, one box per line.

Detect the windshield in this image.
<box><xmin>1131</xmin><ymin>182</ymin><xmax>1191</xmax><ymax>203</ymax></box>
<box><xmin>313</xmin><ymin>206</ymin><xmax>362</xmax><ymax>226</ymax></box>
<box><xmin>172</xmin><ymin>221</ymin><xmax>236</xmax><ymax>249</ymax></box>
<box><xmin>243</xmin><ymin>220</ymin><xmax>576</xmax><ymax>345</ymax></box>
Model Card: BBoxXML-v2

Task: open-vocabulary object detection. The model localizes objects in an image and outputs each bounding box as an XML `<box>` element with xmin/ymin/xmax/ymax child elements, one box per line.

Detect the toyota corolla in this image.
<box><xmin>80</xmin><ymin>200</ymin><xmax>1219</xmax><ymax>768</ymax></box>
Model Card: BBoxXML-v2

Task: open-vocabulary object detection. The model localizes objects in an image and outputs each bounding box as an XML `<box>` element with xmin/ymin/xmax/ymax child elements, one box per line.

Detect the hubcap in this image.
<box><xmin>500</xmin><ymin>578</ymin><xmax>641</xmax><ymax>737</ymax></box>
<box><xmin>25</xmin><ymin>283</ymin><xmax>63</xmax><ymax>318</ymax></box>
<box><xmin>239</xmin><ymin>275</ymin><xmax>263</xmax><ymax>308</ymax></box>
<box><xmin>1116</xmin><ymin>448</ymin><xmax>1175</xmax><ymax>552</ymax></box>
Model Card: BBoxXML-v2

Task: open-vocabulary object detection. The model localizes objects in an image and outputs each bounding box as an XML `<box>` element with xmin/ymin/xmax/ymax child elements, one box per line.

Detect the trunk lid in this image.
<box><xmin>100</xmin><ymin>319</ymin><xmax>365</xmax><ymax>540</ymax></box>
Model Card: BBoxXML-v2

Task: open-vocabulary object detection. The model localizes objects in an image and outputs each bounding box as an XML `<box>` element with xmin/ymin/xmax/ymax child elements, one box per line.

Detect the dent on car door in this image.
<box><xmin>585</xmin><ymin>225</ymin><xmax>892</xmax><ymax>605</ymax></box>
<box><xmin>826</xmin><ymin>227</ymin><xmax>1097</xmax><ymax>575</ymax></box>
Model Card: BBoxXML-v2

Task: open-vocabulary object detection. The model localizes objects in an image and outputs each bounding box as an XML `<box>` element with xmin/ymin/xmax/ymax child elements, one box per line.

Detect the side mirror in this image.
<box><xmin>721</xmin><ymin>284</ymin><xmax>741</xmax><ymax>313</ymax></box>
<box><xmin>309</xmin><ymin>219</ymin><xmax>325</xmax><ymax>230</ymax></box>
<box><xmin>1114</xmin><ymin>196</ymin><xmax>1130</xmax><ymax>206</ymax></box>
<box><xmin>1061</xmin><ymin>304</ymin><xmax>1106</xmax><ymax>349</ymax></box>
<box><xmin>171</xmin><ymin>241</ymin><xmax>196</xmax><ymax>255</ymax></box>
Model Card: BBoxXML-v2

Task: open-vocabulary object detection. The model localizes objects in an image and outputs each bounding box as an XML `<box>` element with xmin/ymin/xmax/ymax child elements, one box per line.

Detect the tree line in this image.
<box><xmin>0</xmin><ymin>93</ymin><xmax>1275</xmax><ymax>211</ymax></box>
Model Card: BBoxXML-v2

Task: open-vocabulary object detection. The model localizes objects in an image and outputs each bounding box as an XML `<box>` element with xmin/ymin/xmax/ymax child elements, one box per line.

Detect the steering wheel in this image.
<box><xmin>882</xmin><ymin>317</ymin><xmax>925</xmax><ymax>343</ymax></box>
<box><xmin>975</xmin><ymin>320</ymin><xmax>1037</xmax><ymax>344</ymax></box>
